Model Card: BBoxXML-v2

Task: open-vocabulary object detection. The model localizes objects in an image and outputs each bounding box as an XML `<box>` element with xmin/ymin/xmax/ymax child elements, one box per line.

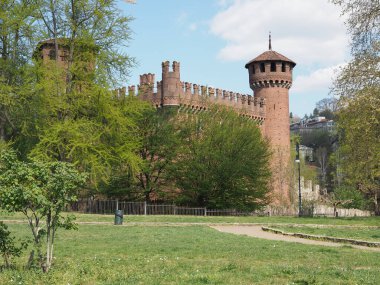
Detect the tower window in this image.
<box><xmin>270</xmin><ymin>62</ymin><xmax>276</xmax><ymax>72</ymax></box>
<box><xmin>48</xmin><ymin>49</ymin><xmax>56</xmax><ymax>60</ymax></box>
<box><xmin>260</xmin><ymin>63</ymin><xmax>265</xmax><ymax>73</ymax></box>
<box><xmin>282</xmin><ymin>63</ymin><xmax>286</xmax><ymax>72</ymax></box>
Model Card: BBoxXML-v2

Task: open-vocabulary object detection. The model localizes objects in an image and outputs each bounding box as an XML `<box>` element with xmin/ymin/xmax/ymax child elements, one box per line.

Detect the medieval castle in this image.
<box><xmin>120</xmin><ymin>37</ymin><xmax>295</xmax><ymax>204</ymax></box>
<box><xmin>39</xmin><ymin>36</ymin><xmax>296</xmax><ymax>204</ymax></box>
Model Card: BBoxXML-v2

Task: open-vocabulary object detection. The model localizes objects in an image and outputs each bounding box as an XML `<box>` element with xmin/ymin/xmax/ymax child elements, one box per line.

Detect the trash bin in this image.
<box><xmin>114</xmin><ymin>209</ymin><xmax>123</xmax><ymax>225</ymax></box>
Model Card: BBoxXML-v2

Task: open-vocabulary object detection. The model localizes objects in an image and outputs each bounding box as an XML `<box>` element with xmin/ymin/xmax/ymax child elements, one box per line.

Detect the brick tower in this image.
<box><xmin>245</xmin><ymin>34</ymin><xmax>296</xmax><ymax>204</ymax></box>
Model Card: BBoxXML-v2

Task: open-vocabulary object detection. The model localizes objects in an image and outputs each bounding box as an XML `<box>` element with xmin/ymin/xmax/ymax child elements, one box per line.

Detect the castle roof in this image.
<box><xmin>245</xmin><ymin>50</ymin><xmax>296</xmax><ymax>68</ymax></box>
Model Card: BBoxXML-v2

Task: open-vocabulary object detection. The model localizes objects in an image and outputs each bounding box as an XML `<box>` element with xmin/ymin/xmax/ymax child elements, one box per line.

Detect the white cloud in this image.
<box><xmin>210</xmin><ymin>0</ymin><xmax>349</xmax><ymax>67</ymax></box>
<box><xmin>292</xmin><ymin>64</ymin><xmax>345</xmax><ymax>94</ymax></box>
<box><xmin>189</xmin><ymin>23</ymin><xmax>198</xmax><ymax>31</ymax></box>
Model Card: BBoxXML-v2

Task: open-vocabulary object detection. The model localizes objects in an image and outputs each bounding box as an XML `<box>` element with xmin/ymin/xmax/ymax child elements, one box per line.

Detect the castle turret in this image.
<box><xmin>245</xmin><ymin>34</ymin><xmax>296</xmax><ymax>204</ymax></box>
<box><xmin>161</xmin><ymin>61</ymin><xmax>182</xmax><ymax>106</ymax></box>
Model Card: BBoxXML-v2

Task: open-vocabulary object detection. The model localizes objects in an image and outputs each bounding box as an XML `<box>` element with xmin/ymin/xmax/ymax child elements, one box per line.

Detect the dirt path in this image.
<box><xmin>211</xmin><ymin>225</ymin><xmax>380</xmax><ymax>252</ymax></box>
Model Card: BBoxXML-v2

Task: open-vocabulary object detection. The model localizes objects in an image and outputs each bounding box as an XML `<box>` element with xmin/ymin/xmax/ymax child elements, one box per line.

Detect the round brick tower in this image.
<box><xmin>245</xmin><ymin>35</ymin><xmax>296</xmax><ymax>204</ymax></box>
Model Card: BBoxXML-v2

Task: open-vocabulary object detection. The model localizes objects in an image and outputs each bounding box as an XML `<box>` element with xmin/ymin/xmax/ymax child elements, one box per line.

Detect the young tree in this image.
<box><xmin>170</xmin><ymin>105</ymin><xmax>271</xmax><ymax>211</ymax></box>
<box><xmin>0</xmin><ymin>148</ymin><xmax>87</xmax><ymax>272</ymax></box>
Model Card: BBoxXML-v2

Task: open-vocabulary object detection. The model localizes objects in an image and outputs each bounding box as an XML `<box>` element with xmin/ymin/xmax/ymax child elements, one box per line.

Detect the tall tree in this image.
<box><xmin>170</xmin><ymin>106</ymin><xmax>271</xmax><ymax>211</ymax></box>
<box><xmin>332</xmin><ymin>0</ymin><xmax>380</xmax><ymax>214</ymax></box>
<box><xmin>12</xmin><ymin>0</ymin><xmax>147</xmax><ymax>189</ymax></box>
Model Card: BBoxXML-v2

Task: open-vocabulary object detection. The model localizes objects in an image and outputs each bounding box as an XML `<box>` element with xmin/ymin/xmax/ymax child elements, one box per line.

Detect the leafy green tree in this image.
<box><xmin>0</xmin><ymin>0</ymin><xmax>36</xmax><ymax>141</ymax></box>
<box><xmin>134</xmin><ymin>107</ymin><xmax>182</xmax><ymax>202</ymax></box>
<box><xmin>332</xmin><ymin>0</ymin><xmax>380</xmax><ymax>214</ymax></box>
<box><xmin>170</xmin><ymin>105</ymin><xmax>271</xmax><ymax>211</ymax></box>
<box><xmin>334</xmin><ymin>185</ymin><xmax>369</xmax><ymax>210</ymax></box>
<box><xmin>7</xmin><ymin>0</ymin><xmax>147</xmax><ymax>189</ymax></box>
<box><xmin>0</xmin><ymin>148</ymin><xmax>86</xmax><ymax>272</ymax></box>
<box><xmin>336</xmin><ymin>88</ymin><xmax>380</xmax><ymax>214</ymax></box>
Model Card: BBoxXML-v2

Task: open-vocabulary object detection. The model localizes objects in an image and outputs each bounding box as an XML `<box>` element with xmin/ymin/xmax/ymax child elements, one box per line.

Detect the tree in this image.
<box><xmin>336</xmin><ymin>88</ymin><xmax>380</xmax><ymax>214</ymax></box>
<box><xmin>315</xmin><ymin>146</ymin><xmax>328</xmax><ymax>187</ymax></box>
<box><xmin>9</xmin><ymin>0</ymin><xmax>147</xmax><ymax>189</ymax></box>
<box><xmin>316</xmin><ymin>98</ymin><xmax>338</xmax><ymax>113</ymax></box>
<box><xmin>0</xmin><ymin>148</ymin><xmax>87</xmax><ymax>272</ymax></box>
<box><xmin>169</xmin><ymin>105</ymin><xmax>271</xmax><ymax>211</ymax></box>
<box><xmin>313</xmin><ymin>108</ymin><xmax>319</xmax><ymax>117</ymax></box>
<box><xmin>102</xmin><ymin>107</ymin><xmax>182</xmax><ymax>202</ymax></box>
<box><xmin>332</xmin><ymin>0</ymin><xmax>380</xmax><ymax>214</ymax></box>
<box><xmin>0</xmin><ymin>0</ymin><xmax>36</xmax><ymax>141</ymax></box>
<box><xmin>134</xmin><ymin>107</ymin><xmax>181</xmax><ymax>202</ymax></box>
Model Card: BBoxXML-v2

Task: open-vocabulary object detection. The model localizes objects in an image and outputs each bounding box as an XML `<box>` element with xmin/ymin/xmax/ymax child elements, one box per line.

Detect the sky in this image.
<box><xmin>118</xmin><ymin>0</ymin><xmax>350</xmax><ymax>116</ymax></box>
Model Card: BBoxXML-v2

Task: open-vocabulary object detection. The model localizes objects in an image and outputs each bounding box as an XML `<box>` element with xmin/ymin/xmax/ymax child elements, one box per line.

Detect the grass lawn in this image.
<box><xmin>1</xmin><ymin>223</ymin><xmax>380</xmax><ymax>285</ymax></box>
<box><xmin>1</xmin><ymin>211</ymin><xmax>380</xmax><ymax>226</ymax></box>
<box><xmin>271</xmin><ymin>225</ymin><xmax>380</xmax><ymax>242</ymax></box>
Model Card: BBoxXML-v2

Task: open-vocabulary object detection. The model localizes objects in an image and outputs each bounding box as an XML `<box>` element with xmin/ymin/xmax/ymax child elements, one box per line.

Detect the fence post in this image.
<box><xmin>204</xmin><ymin>207</ymin><xmax>207</xmax><ymax>217</ymax></box>
<box><xmin>116</xmin><ymin>199</ymin><xmax>119</xmax><ymax>211</ymax></box>
<box><xmin>173</xmin><ymin>206</ymin><xmax>177</xmax><ymax>215</ymax></box>
<box><xmin>144</xmin><ymin>201</ymin><xmax>147</xmax><ymax>216</ymax></box>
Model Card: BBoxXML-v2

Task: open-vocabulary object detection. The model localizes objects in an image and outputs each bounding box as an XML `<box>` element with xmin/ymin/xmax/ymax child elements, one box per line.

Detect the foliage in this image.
<box><xmin>0</xmin><ymin>0</ymin><xmax>144</xmax><ymax>191</ymax></box>
<box><xmin>334</xmin><ymin>185</ymin><xmax>369</xmax><ymax>210</ymax></box>
<box><xmin>336</xmin><ymin>88</ymin><xmax>380</xmax><ymax>213</ymax></box>
<box><xmin>0</xmin><ymin>222</ymin><xmax>28</xmax><ymax>268</ymax></box>
<box><xmin>331</xmin><ymin>1</ymin><xmax>380</xmax><ymax>215</ymax></box>
<box><xmin>170</xmin><ymin>105</ymin><xmax>271</xmax><ymax>211</ymax></box>
<box><xmin>0</xmin><ymin>148</ymin><xmax>86</xmax><ymax>272</ymax></box>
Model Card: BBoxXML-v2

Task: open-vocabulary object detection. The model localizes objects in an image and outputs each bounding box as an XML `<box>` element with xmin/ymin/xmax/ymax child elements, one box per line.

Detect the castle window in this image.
<box><xmin>260</xmin><ymin>63</ymin><xmax>265</xmax><ymax>73</ymax></box>
<box><xmin>49</xmin><ymin>49</ymin><xmax>56</xmax><ymax>60</ymax></box>
<box><xmin>270</xmin><ymin>62</ymin><xmax>276</xmax><ymax>72</ymax></box>
<box><xmin>282</xmin><ymin>63</ymin><xmax>286</xmax><ymax>72</ymax></box>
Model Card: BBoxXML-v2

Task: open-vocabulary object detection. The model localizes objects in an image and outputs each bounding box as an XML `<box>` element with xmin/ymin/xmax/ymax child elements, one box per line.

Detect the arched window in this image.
<box><xmin>282</xmin><ymin>63</ymin><xmax>286</xmax><ymax>72</ymax></box>
<box><xmin>48</xmin><ymin>49</ymin><xmax>56</xmax><ymax>60</ymax></box>
<box><xmin>270</xmin><ymin>62</ymin><xmax>276</xmax><ymax>72</ymax></box>
<box><xmin>260</xmin><ymin>63</ymin><xmax>265</xmax><ymax>73</ymax></box>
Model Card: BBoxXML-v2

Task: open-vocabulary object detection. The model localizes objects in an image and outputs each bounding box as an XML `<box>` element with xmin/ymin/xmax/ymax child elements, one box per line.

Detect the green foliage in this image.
<box><xmin>334</xmin><ymin>185</ymin><xmax>369</xmax><ymax>210</ymax></box>
<box><xmin>0</xmin><ymin>222</ymin><xmax>28</xmax><ymax>268</ymax></box>
<box><xmin>0</xmin><ymin>148</ymin><xmax>86</xmax><ymax>272</ymax></box>
<box><xmin>336</xmin><ymin>88</ymin><xmax>380</xmax><ymax>213</ymax></box>
<box><xmin>170</xmin><ymin>105</ymin><xmax>271</xmax><ymax>211</ymax></box>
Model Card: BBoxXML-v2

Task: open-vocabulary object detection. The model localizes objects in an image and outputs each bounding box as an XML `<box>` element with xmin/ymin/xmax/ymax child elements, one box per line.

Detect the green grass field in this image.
<box><xmin>1</xmin><ymin>217</ymin><xmax>380</xmax><ymax>284</ymax></box>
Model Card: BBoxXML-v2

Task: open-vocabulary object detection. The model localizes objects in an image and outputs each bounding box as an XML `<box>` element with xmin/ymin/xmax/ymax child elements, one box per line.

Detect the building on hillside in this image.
<box><xmin>290</xmin><ymin>116</ymin><xmax>335</xmax><ymax>134</ymax></box>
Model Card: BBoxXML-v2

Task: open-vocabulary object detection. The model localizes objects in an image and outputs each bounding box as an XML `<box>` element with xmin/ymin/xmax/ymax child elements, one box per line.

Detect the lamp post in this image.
<box><xmin>295</xmin><ymin>142</ymin><xmax>302</xmax><ymax>217</ymax></box>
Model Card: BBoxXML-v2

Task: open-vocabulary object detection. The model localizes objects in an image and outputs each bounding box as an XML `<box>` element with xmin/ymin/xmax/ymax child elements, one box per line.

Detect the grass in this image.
<box><xmin>1</xmin><ymin>222</ymin><xmax>380</xmax><ymax>284</ymax></box>
<box><xmin>271</xmin><ymin>225</ymin><xmax>380</xmax><ymax>242</ymax></box>
<box><xmin>1</xmin><ymin>211</ymin><xmax>380</xmax><ymax>226</ymax></box>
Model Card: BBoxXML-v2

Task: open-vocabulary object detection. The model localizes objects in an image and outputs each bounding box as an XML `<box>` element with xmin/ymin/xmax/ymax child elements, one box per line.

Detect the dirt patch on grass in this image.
<box><xmin>211</xmin><ymin>225</ymin><xmax>380</xmax><ymax>252</ymax></box>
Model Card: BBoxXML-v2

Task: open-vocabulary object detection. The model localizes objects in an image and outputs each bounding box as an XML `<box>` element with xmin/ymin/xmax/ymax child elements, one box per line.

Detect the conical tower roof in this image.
<box><xmin>245</xmin><ymin>33</ymin><xmax>296</xmax><ymax>68</ymax></box>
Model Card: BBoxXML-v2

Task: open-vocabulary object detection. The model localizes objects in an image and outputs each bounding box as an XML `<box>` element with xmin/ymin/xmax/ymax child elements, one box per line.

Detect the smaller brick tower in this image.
<box><xmin>161</xmin><ymin>61</ymin><xmax>181</xmax><ymax>107</ymax></box>
<box><xmin>245</xmin><ymin>34</ymin><xmax>296</xmax><ymax>204</ymax></box>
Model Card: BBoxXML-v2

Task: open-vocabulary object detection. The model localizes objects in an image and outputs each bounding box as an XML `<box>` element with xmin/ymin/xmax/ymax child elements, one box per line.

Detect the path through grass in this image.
<box><xmin>1</xmin><ymin>223</ymin><xmax>380</xmax><ymax>284</ymax></box>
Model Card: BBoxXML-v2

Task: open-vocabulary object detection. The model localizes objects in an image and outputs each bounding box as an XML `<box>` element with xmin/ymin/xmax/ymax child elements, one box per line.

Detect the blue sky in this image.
<box><xmin>119</xmin><ymin>0</ymin><xmax>350</xmax><ymax>117</ymax></box>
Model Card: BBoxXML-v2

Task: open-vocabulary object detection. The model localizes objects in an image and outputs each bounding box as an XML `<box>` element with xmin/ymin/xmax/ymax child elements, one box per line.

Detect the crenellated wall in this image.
<box><xmin>117</xmin><ymin>61</ymin><xmax>266</xmax><ymax>124</ymax></box>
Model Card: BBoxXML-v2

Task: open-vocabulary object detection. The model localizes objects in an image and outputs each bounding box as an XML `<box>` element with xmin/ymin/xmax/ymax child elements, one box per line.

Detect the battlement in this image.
<box><xmin>116</xmin><ymin>61</ymin><xmax>267</xmax><ymax>123</ymax></box>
